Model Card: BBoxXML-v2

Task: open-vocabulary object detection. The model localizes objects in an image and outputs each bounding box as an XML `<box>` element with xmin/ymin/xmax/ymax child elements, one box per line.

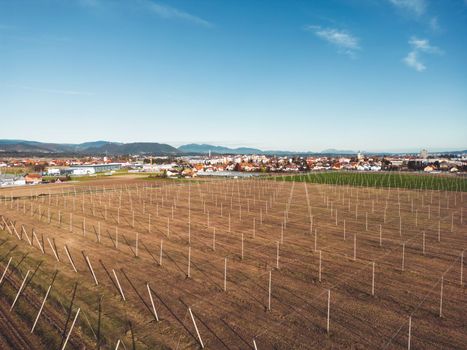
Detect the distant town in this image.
<box><xmin>0</xmin><ymin>147</ymin><xmax>465</xmax><ymax>187</ymax></box>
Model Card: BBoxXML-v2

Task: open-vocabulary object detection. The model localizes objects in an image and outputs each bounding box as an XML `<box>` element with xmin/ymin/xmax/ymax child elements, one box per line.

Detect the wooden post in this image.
<box><xmin>407</xmin><ymin>316</ymin><xmax>412</xmax><ymax>350</ymax></box>
<box><xmin>84</xmin><ymin>254</ymin><xmax>99</xmax><ymax>285</ymax></box>
<box><xmin>61</xmin><ymin>308</ymin><xmax>80</xmax><ymax>350</ymax></box>
<box><xmin>343</xmin><ymin>220</ymin><xmax>346</xmax><ymax>240</ymax></box>
<box><xmin>224</xmin><ymin>258</ymin><xmax>227</xmax><ymax>291</ymax></box>
<box><xmin>371</xmin><ymin>262</ymin><xmax>375</xmax><ymax>296</ymax></box>
<box><xmin>402</xmin><ymin>243</ymin><xmax>405</xmax><ymax>272</ymax></box>
<box><xmin>146</xmin><ymin>283</ymin><xmax>159</xmax><ymax>321</ymax></box>
<box><xmin>33</xmin><ymin>231</ymin><xmax>44</xmax><ymax>254</ymax></box>
<box><xmin>10</xmin><ymin>270</ymin><xmax>30</xmax><ymax>311</ymax></box>
<box><xmin>31</xmin><ymin>283</ymin><xmax>53</xmax><ymax>333</ymax></box>
<box><xmin>318</xmin><ymin>250</ymin><xmax>322</xmax><ymax>282</ymax></box>
<box><xmin>276</xmin><ymin>242</ymin><xmax>280</xmax><ymax>269</ymax></box>
<box><xmin>439</xmin><ymin>275</ymin><xmax>444</xmax><ymax>317</ymax></box>
<box><xmin>188</xmin><ymin>222</ymin><xmax>191</xmax><ymax>245</ymax></box>
<box><xmin>326</xmin><ymin>289</ymin><xmax>331</xmax><ymax>334</ymax></box>
<box><xmin>422</xmin><ymin>232</ymin><xmax>426</xmax><ymax>255</ymax></box>
<box><xmin>21</xmin><ymin>226</ymin><xmax>31</xmax><ymax>245</ymax></box>
<box><xmin>187</xmin><ymin>246</ymin><xmax>191</xmax><ymax>278</ymax></box>
<box><xmin>0</xmin><ymin>257</ymin><xmax>12</xmax><ymax>285</ymax></box>
<box><xmin>112</xmin><ymin>269</ymin><xmax>126</xmax><ymax>301</ymax></box>
<box><xmin>268</xmin><ymin>270</ymin><xmax>272</xmax><ymax>311</ymax></box>
<box><xmin>47</xmin><ymin>238</ymin><xmax>60</xmax><ymax>262</ymax></box>
<box><xmin>64</xmin><ymin>245</ymin><xmax>77</xmax><ymax>273</ymax></box>
<box><xmin>188</xmin><ymin>307</ymin><xmax>204</xmax><ymax>349</ymax></box>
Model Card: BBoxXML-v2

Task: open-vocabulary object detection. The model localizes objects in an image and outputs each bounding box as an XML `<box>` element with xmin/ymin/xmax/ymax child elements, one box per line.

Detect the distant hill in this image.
<box><xmin>86</xmin><ymin>142</ymin><xmax>180</xmax><ymax>155</ymax></box>
<box><xmin>0</xmin><ymin>140</ymin><xmax>179</xmax><ymax>155</ymax></box>
<box><xmin>178</xmin><ymin>144</ymin><xmax>365</xmax><ymax>156</ymax></box>
<box><xmin>178</xmin><ymin>144</ymin><xmax>263</xmax><ymax>155</ymax></box>
<box><xmin>179</xmin><ymin>144</ymin><xmax>319</xmax><ymax>156</ymax></box>
<box><xmin>0</xmin><ymin>140</ymin><xmax>74</xmax><ymax>153</ymax></box>
<box><xmin>73</xmin><ymin>141</ymin><xmax>117</xmax><ymax>150</ymax></box>
<box><xmin>1</xmin><ymin>140</ymin><xmax>464</xmax><ymax>157</ymax></box>
<box><xmin>320</xmin><ymin>149</ymin><xmax>356</xmax><ymax>155</ymax></box>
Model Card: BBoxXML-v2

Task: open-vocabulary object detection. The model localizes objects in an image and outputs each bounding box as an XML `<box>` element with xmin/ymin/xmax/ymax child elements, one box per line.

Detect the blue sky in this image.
<box><xmin>0</xmin><ymin>0</ymin><xmax>466</xmax><ymax>152</ymax></box>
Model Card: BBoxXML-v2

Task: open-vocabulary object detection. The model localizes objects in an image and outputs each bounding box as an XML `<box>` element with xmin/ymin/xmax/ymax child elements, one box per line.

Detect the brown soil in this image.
<box><xmin>0</xmin><ymin>176</ymin><xmax>465</xmax><ymax>349</ymax></box>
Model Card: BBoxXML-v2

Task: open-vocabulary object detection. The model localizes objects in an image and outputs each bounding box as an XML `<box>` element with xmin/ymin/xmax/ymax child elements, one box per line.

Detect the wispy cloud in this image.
<box><xmin>388</xmin><ymin>1</ymin><xmax>442</xmax><ymax>32</ymax></box>
<box><xmin>75</xmin><ymin>1</ymin><xmax>212</xmax><ymax>27</ymax></box>
<box><xmin>388</xmin><ymin>0</ymin><xmax>427</xmax><ymax>17</ymax></box>
<box><xmin>408</xmin><ymin>36</ymin><xmax>442</xmax><ymax>53</ymax></box>
<box><xmin>403</xmin><ymin>36</ymin><xmax>442</xmax><ymax>72</ymax></box>
<box><xmin>305</xmin><ymin>25</ymin><xmax>360</xmax><ymax>58</ymax></box>
<box><xmin>145</xmin><ymin>2</ymin><xmax>212</xmax><ymax>27</ymax></box>
<box><xmin>403</xmin><ymin>51</ymin><xmax>425</xmax><ymax>71</ymax></box>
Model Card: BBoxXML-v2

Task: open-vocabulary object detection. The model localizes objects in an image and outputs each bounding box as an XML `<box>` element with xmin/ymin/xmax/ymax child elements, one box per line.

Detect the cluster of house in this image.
<box><xmin>134</xmin><ymin>153</ymin><xmax>466</xmax><ymax>177</ymax></box>
<box><xmin>0</xmin><ymin>150</ymin><xmax>465</xmax><ymax>185</ymax></box>
<box><xmin>0</xmin><ymin>173</ymin><xmax>43</xmax><ymax>187</ymax></box>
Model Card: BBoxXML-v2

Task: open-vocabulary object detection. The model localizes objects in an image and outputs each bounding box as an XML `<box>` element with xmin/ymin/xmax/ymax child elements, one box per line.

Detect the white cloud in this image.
<box><xmin>388</xmin><ymin>0</ymin><xmax>427</xmax><ymax>16</ymax></box>
<box><xmin>403</xmin><ymin>51</ymin><xmax>426</xmax><ymax>71</ymax></box>
<box><xmin>147</xmin><ymin>2</ymin><xmax>212</xmax><ymax>27</ymax></box>
<box><xmin>305</xmin><ymin>25</ymin><xmax>360</xmax><ymax>58</ymax></box>
<box><xmin>403</xmin><ymin>36</ymin><xmax>442</xmax><ymax>72</ymax></box>
<box><xmin>409</xmin><ymin>36</ymin><xmax>442</xmax><ymax>53</ymax></box>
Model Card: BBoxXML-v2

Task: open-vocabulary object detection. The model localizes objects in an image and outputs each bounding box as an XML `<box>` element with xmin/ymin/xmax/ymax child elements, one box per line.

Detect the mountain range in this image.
<box><xmin>0</xmin><ymin>140</ymin><xmax>179</xmax><ymax>156</ymax></box>
<box><xmin>0</xmin><ymin>140</ymin><xmax>465</xmax><ymax>156</ymax></box>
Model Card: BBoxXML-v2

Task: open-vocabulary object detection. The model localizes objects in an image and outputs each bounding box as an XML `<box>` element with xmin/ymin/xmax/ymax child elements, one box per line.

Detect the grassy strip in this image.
<box><xmin>273</xmin><ymin>171</ymin><xmax>467</xmax><ymax>192</ymax></box>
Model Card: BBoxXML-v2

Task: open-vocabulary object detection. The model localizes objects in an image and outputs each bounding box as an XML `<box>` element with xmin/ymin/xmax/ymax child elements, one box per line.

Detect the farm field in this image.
<box><xmin>278</xmin><ymin>171</ymin><xmax>467</xmax><ymax>192</ymax></box>
<box><xmin>0</xmin><ymin>175</ymin><xmax>466</xmax><ymax>349</ymax></box>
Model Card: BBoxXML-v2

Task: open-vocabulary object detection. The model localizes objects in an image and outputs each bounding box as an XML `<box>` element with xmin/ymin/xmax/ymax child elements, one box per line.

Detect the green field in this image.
<box><xmin>275</xmin><ymin>171</ymin><xmax>467</xmax><ymax>192</ymax></box>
